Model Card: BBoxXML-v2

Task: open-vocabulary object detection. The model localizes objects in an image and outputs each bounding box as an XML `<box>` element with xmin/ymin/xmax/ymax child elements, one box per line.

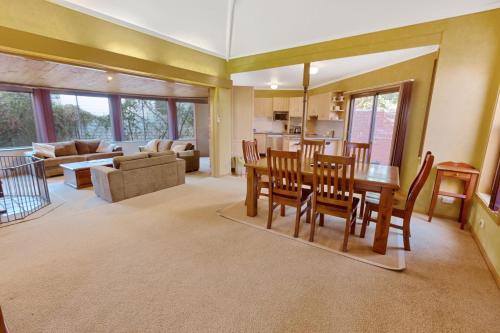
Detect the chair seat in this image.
<box><xmin>365</xmin><ymin>191</ymin><xmax>407</xmax><ymax>210</ymax></box>
<box><xmin>274</xmin><ymin>187</ymin><xmax>312</xmax><ymax>202</ymax></box>
<box><xmin>316</xmin><ymin>196</ymin><xmax>360</xmax><ymax>213</ymax></box>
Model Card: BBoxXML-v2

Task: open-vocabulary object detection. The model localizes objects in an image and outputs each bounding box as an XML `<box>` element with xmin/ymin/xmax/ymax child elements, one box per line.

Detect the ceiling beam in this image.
<box><xmin>225</xmin><ymin>0</ymin><xmax>236</xmax><ymax>61</ymax></box>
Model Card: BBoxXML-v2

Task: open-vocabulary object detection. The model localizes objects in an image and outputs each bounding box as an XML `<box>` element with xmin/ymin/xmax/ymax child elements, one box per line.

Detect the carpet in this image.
<box><xmin>219</xmin><ymin>199</ymin><xmax>406</xmax><ymax>270</ymax></box>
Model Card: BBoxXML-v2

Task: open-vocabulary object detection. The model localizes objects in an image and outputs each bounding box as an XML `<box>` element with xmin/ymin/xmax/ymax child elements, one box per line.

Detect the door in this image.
<box><xmin>347</xmin><ymin>90</ymin><xmax>400</xmax><ymax>165</ymax></box>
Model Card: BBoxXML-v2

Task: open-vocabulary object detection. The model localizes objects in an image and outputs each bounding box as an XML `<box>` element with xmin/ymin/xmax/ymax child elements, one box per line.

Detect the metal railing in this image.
<box><xmin>0</xmin><ymin>155</ymin><xmax>50</xmax><ymax>223</ymax></box>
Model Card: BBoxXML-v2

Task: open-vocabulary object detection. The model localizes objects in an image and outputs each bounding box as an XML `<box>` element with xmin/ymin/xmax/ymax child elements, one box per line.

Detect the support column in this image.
<box><xmin>167</xmin><ymin>98</ymin><xmax>178</xmax><ymax>140</ymax></box>
<box><xmin>32</xmin><ymin>89</ymin><xmax>56</xmax><ymax>142</ymax></box>
<box><xmin>109</xmin><ymin>95</ymin><xmax>123</xmax><ymax>142</ymax></box>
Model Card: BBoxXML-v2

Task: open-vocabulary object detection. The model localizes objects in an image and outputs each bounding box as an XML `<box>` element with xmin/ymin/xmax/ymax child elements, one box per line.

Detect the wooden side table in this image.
<box><xmin>428</xmin><ymin>162</ymin><xmax>479</xmax><ymax>229</ymax></box>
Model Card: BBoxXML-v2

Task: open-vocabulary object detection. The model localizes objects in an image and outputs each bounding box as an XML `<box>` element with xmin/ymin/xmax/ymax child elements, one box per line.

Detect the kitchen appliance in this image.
<box><xmin>273</xmin><ymin>111</ymin><xmax>289</xmax><ymax>121</ymax></box>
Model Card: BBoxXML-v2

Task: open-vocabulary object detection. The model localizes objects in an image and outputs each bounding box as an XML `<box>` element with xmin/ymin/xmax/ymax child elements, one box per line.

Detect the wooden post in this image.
<box><xmin>301</xmin><ymin>63</ymin><xmax>310</xmax><ymax>152</ymax></box>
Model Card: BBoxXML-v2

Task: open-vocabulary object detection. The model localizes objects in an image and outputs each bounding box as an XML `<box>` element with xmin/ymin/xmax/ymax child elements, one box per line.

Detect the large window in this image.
<box><xmin>121</xmin><ymin>98</ymin><xmax>169</xmax><ymax>141</ymax></box>
<box><xmin>51</xmin><ymin>93</ymin><xmax>112</xmax><ymax>141</ymax></box>
<box><xmin>0</xmin><ymin>90</ymin><xmax>37</xmax><ymax>148</ymax></box>
<box><xmin>176</xmin><ymin>102</ymin><xmax>195</xmax><ymax>139</ymax></box>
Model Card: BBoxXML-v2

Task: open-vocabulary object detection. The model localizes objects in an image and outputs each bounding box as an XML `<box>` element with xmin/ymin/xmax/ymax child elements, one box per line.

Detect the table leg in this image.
<box><xmin>460</xmin><ymin>174</ymin><xmax>478</xmax><ymax>229</ymax></box>
<box><xmin>373</xmin><ymin>187</ymin><xmax>394</xmax><ymax>255</ymax></box>
<box><xmin>246</xmin><ymin>167</ymin><xmax>258</xmax><ymax>217</ymax></box>
<box><xmin>428</xmin><ymin>172</ymin><xmax>442</xmax><ymax>222</ymax></box>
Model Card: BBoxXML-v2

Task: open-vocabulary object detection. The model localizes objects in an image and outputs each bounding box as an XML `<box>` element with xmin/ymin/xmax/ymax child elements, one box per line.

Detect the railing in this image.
<box><xmin>0</xmin><ymin>155</ymin><xmax>50</xmax><ymax>223</ymax></box>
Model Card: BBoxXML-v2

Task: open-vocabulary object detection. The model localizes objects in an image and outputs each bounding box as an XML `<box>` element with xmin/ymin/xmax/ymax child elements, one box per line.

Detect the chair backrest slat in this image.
<box><xmin>343</xmin><ymin>141</ymin><xmax>372</xmax><ymax>164</ymax></box>
<box><xmin>267</xmin><ymin>148</ymin><xmax>303</xmax><ymax>200</ymax></box>
<box><xmin>406</xmin><ymin>151</ymin><xmax>434</xmax><ymax>212</ymax></box>
<box><xmin>242</xmin><ymin>139</ymin><xmax>260</xmax><ymax>164</ymax></box>
<box><xmin>313</xmin><ymin>153</ymin><xmax>355</xmax><ymax>209</ymax></box>
<box><xmin>302</xmin><ymin>139</ymin><xmax>326</xmax><ymax>160</ymax></box>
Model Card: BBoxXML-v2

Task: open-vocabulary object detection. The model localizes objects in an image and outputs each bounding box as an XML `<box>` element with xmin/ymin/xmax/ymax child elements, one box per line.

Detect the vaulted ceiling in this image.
<box><xmin>51</xmin><ymin>0</ymin><xmax>499</xmax><ymax>59</ymax></box>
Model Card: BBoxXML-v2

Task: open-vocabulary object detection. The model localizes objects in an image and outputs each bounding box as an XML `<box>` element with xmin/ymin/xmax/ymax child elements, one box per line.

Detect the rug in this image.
<box><xmin>218</xmin><ymin>199</ymin><xmax>406</xmax><ymax>270</ymax></box>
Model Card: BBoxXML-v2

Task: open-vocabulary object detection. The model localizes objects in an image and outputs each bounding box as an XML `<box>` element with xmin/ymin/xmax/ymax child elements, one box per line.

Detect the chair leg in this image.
<box><xmin>360</xmin><ymin>206</ymin><xmax>370</xmax><ymax>238</ymax></box>
<box><xmin>267</xmin><ymin>198</ymin><xmax>274</xmax><ymax>229</ymax></box>
<box><xmin>293</xmin><ymin>204</ymin><xmax>301</xmax><ymax>238</ymax></box>
<box><xmin>280</xmin><ymin>204</ymin><xmax>285</xmax><ymax>216</ymax></box>
<box><xmin>403</xmin><ymin>217</ymin><xmax>411</xmax><ymax>251</ymax></box>
<box><xmin>319</xmin><ymin>213</ymin><xmax>325</xmax><ymax>226</ymax></box>
<box><xmin>309</xmin><ymin>212</ymin><xmax>317</xmax><ymax>242</ymax></box>
<box><xmin>306</xmin><ymin>201</ymin><xmax>311</xmax><ymax>224</ymax></box>
<box><xmin>342</xmin><ymin>217</ymin><xmax>350</xmax><ymax>252</ymax></box>
<box><xmin>350</xmin><ymin>209</ymin><xmax>357</xmax><ymax>235</ymax></box>
<box><xmin>359</xmin><ymin>191</ymin><xmax>366</xmax><ymax>218</ymax></box>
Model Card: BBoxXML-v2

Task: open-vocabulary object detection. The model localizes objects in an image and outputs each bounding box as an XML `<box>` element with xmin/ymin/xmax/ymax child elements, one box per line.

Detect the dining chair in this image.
<box><xmin>242</xmin><ymin>139</ymin><xmax>269</xmax><ymax>200</ymax></box>
<box><xmin>309</xmin><ymin>153</ymin><xmax>359</xmax><ymax>252</ymax></box>
<box><xmin>360</xmin><ymin>151</ymin><xmax>434</xmax><ymax>251</ymax></box>
<box><xmin>343</xmin><ymin>141</ymin><xmax>372</xmax><ymax>217</ymax></box>
<box><xmin>266</xmin><ymin>147</ymin><xmax>312</xmax><ymax>237</ymax></box>
<box><xmin>0</xmin><ymin>306</ymin><xmax>9</xmax><ymax>333</ymax></box>
<box><xmin>302</xmin><ymin>139</ymin><xmax>325</xmax><ymax>160</ymax></box>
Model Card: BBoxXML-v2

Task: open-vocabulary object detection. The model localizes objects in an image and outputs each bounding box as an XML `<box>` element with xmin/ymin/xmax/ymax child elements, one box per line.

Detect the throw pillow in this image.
<box><xmin>75</xmin><ymin>140</ymin><xmax>100</xmax><ymax>154</ymax></box>
<box><xmin>171</xmin><ymin>143</ymin><xmax>187</xmax><ymax>153</ymax></box>
<box><xmin>32</xmin><ymin>143</ymin><xmax>56</xmax><ymax>158</ymax></box>
<box><xmin>157</xmin><ymin>140</ymin><xmax>173</xmax><ymax>152</ymax></box>
<box><xmin>144</xmin><ymin>139</ymin><xmax>160</xmax><ymax>152</ymax></box>
<box><xmin>53</xmin><ymin>141</ymin><xmax>78</xmax><ymax>156</ymax></box>
<box><xmin>96</xmin><ymin>141</ymin><xmax>116</xmax><ymax>153</ymax></box>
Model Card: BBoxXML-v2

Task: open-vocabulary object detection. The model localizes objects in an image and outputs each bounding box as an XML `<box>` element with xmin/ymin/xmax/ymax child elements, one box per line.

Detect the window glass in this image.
<box><xmin>176</xmin><ymin>102</ymin><xmax>195</xmax><ymax>139</ymax></box>
<box><xmin>51</xmin><ymin>94</ymin><xmax>112</xmax><ymax>141</ymax></box>
<box><xmin>0</xmin><ymin>90</ymin><xmax>37</xmax><ymax>148</ymax></box>
<box><xmin>121</xmin><ymin>98</ymin><xmax>168</xmax><ymax>141</ymax></box>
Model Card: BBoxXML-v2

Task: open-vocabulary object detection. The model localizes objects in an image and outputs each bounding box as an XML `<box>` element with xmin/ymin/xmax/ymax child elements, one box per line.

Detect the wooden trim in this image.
<box><xmin>471</xmin><ymin>229</ymin><xmax>500</xmax><ymax>289</ymax></box>
<box><xmin>391</xmin><ymin>81</ymin><xmax>413</xmax><ymax>167</ymax></box>
<box><xmin>489</xmin><ymin>155</ymin><xmax>500</xmax><ymax>210</ymax></box>
<box><xmin>418</xmin><ymin>58</ymin><xmax>438</xmax><ymax>157</ymax></box>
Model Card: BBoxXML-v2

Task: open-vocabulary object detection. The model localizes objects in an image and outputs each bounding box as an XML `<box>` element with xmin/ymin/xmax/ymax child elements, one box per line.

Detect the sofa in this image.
<box><xmin>138</xmin><ymin>139</ymin><xmax>200</xmax><ymax>172</ymax></box>
<box><xmin>29</xmin><ymin>140</ymin><xmax>123</xmax><ymax>177</ymax></box>
<box><xmin>90</xmin><ymin>151</ymin><xmax>185</xmax><ymax>202</ymax></box>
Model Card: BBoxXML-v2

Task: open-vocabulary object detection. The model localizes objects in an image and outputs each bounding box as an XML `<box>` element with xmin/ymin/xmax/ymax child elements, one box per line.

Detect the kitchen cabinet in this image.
<box><xmin>289</xmin><ymin>96</ymin><xmax>304</xmax><ymax>117</ymax></box>
<box><xmin>308</xmin><ymin>92</ymin><xmax>331</xmax><ymax>120</ymax></box>
<box><xmin>254</xmin><ymin>98</ymin><xmax>273</xmax><ymax>118</ymax></box>
<box><xmin>254</xmin><ymin>133</ymin><xmax>267</xmax><ymax>155</ymax></box>
<box><xmin>272</xmin><ymin>97</ymin><xmax>289</xmax><ymax>111</ymax></box>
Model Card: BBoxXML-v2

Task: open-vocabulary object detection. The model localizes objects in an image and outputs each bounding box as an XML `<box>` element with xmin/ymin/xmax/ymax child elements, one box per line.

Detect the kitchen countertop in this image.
<box><xmin>254</xmin><ymin>132</ymin><xmax>342</xmax><ymax>141</ymax></box>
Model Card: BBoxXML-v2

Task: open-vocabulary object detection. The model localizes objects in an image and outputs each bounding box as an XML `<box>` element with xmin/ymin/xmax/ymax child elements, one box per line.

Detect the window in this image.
<box><xmin>51</xmin><ymin>94</ymin><xmax>112</xmax><ymax>141</ymax></box>
<box><xmin>176</xmin><ymin>102</ymin><xmax>195</xmax><ymax>139</ymax></box>
<box><xmin>121</xmin><ymin>98</ymin><xmax>168</xmax><ymax>141</ymax></box>
<box><xmin>0</xmin><ymin>90</ymin><xmax>37</xmax><ymax>148</ymax></box>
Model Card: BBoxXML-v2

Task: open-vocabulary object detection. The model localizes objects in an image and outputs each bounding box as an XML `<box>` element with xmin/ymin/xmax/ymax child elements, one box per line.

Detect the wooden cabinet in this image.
<box><xmin>272</xmin><ymin>97</ymin><xmax>289</xmax><ymax>111</ymax></box>
<box><xmin>254</xmin><ymin>98</ymin><xmax>273</xmax><ymax>118</ymax></box>
<box><xmin>289</xmin><ymin>97</ymin><xmax>304</xmax><ymax>117</ymax></box>
<box><xmin>308</xmin><ymin>92</ymin><xmax>331</xmax><ymax>120</ymax></box>
<box><xmin>253</xmin><ymin>133</ymin><xmax>267</xmax><ymax>155</ymax></box>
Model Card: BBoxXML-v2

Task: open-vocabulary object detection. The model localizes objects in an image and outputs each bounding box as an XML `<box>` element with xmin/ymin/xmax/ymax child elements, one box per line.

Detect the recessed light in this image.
<box><xmin>309</xmin><ymin>66</ymin><xmax>319</xmax><ymax>75</ymax></box>
<box><xmin>270</xmin><ymin>83</ymin><xmax>278</xmax><ymax>90</ymax></box>
<box><xmin>107</xmin><ymin>75</ymin><xmax>113</xmax><ymax>82</ymax></box>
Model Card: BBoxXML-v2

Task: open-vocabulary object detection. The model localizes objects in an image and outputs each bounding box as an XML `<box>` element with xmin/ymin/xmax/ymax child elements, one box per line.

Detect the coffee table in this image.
<box><xmin>60</xmin><ymin>158</ymin><xmax>113</xmax><ymax>189</ymax></box>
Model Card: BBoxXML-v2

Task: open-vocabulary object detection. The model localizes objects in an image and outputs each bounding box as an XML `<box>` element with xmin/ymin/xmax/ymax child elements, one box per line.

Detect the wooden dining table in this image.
<box><xmin>245</xmin><ymin>158</ymin><xmax>400</xmax><ymax>255</ymax></box>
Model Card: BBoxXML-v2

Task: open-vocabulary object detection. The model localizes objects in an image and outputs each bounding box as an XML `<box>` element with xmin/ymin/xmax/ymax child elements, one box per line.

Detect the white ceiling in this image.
<box><xmin>51</xmin><ymin>0</ymin><xmax>499</xmax><ymax>59</ymax></box>
<box><xmin>231</xmin><ymin>45</ymin><xmax>439</xmax><ymax>89</ymax></box>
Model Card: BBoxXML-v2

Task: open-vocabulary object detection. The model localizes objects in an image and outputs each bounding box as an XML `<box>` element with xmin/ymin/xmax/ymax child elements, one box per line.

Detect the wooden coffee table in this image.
<box><xmin>60</xmin><ymin>158</ymin><xmax>113</xmax><ymax>189</ymax></box>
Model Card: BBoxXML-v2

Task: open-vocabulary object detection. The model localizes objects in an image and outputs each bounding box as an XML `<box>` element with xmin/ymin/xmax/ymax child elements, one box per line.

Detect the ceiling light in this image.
<box><xmin>107</xmin><ymin>75</ymin><xmax>113</xmax><ymax>82</ymax></box>
<box><xmin>309</xmin><ymin>66</ymin><xmax>319</xmax><ymax>75</ymax></box>
<box><xmin>270</xmin><ymin>83</ymin><xmax>278</xmax><ymax>90</ymax></box>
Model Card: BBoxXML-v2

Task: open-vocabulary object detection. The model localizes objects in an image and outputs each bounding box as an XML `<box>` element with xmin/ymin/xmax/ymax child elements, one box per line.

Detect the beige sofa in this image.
<box><xmin>90</xmin><ymin>151</ymin><xmax>185</xmax><ymax>203</ymax></box>
<box><xmin>29</xmin><ymin>140</ymin><xmax>123</xmax><ymax>177</ymax></box>
<box><xmin>138</xmin><ymin>140</ymin><xmax>200</xmax><ymax>172</ymax></box>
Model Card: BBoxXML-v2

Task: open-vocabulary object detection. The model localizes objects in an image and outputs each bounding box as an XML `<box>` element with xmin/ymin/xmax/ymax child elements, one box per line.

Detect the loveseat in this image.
<box><xmin>29</xmin><ymin>140</ymin><xmax>123</xmax><ymax>177</ymax></box>
<box><xmin>90</xmin><ymin>151</ymin><xmax>185</xmax><ymax>202</ymax></box>
<box><xmin>138</xmin><ymin>139</ymin><xmax>200</xmax><ymax>172</ymax></box>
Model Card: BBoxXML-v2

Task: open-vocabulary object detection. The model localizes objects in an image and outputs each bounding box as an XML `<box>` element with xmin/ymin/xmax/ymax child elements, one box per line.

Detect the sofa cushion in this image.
<box><xmin>75</xmin><ymin>140</ymin><xmax>101</xmax><ymax>154</ymax></box>
<box><xmin>96</xmin><ymin>141</ymin><xmax>116</xmax><ymax>153</ymax></box>
<box><xmin>185</xmin><ymin>143</ymin><xmax>195</xmax><ymax>151</ymax></box>
<box><xmin>113</xmin><ymin>153</ymin><xmax>148</xmax><ymax>169</ymax></box>
<box><xmin>51</xmin><ymin>141</ymin><xmax>78</xmax><ymax>156</ymax></box>
<box><xmin>119</xmin><ymin>154</ymin><xmax>176</xmax><ymax>171</ymax></box>
<box><xmin>171</xmin><ymin>143</ymin><xmax>187</xmax><ymax>153</ymax></box>
<box><xmin>33</xmin><ymin>143</ymin><xmax>56</xmax><ymax>158</ymax></box>
<box><xmin>83</xmin><ymin>152</ymin><xmax>123</xmax><ymax>161</ymax></box>
<box><xmin>158</xmin><ymin>140</ymin><xmax>173</xmax><ymax>152</ymax></box>
<box><xmin>148</xmin><ymin>151</ymin><xmax>175</xmax><ymax>158</ymax></box>
<box><xmin>143</xmin><ymin>139</ymin><xmax>160</xmax><ymax>152</ymax></box>
<box><xmin>44</xmin><ymin>155</ymin><xmax>86</xmax><ymax>168</ymax></box>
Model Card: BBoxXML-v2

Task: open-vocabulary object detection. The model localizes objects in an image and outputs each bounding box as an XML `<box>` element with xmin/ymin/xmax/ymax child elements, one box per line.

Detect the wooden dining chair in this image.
<box><xmin>242</xmin><ymin>139</ymin><xmax>269</xmax><ymax>200</ymax></box>
<box><xmin>302</xmin><ymin>139</ymin><xmax>325</xmax><ymax>160</ymax></box>
<box><xmin>360</xmin><ymin>151</ymin><xmax>434</xmax><ymax>251</ymax></box>
<box><xmin>309</xmin><ymin>153</ymin><xmax>359</xmax><ymax>252</ymax></box>
<box><xmin>343</xmin><ymin>141</ymin><xmax>372</xmax><ymax>217</ymax></box>
<box><xmin>0</xmin><ymin>306</ymin><xmax>9</xmax><ymax>333</ymax></box>
<box><xmin>267</xmin><ymin>148</ymin><xmax>312</xmax><ymax>237</ymax></box>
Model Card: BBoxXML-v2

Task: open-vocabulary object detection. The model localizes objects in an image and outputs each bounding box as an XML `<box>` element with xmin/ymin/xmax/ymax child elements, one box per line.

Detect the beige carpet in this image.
<box><xmin>219</xmin><ymin>199</ymin><xmax>405</xmax><ymax>270</ymax></box>
<box><xmin>0</xmin><ymin>174</ymin><xmax>499</xmax><ymax>332</ymax></box>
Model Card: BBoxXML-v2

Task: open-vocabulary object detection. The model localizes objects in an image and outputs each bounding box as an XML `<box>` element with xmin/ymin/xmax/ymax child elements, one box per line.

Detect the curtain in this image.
<box><xmin>391</xmin><ymin>81</ymin><xmax>414</xmax><ymax>167</ymax></box>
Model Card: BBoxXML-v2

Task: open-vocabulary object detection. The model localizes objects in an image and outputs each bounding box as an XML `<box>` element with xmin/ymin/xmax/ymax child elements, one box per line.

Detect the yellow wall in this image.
<box><xmin>210</xmin><ymin>88</ymin><xmax>233</xmax><ymax>176</ymax></box>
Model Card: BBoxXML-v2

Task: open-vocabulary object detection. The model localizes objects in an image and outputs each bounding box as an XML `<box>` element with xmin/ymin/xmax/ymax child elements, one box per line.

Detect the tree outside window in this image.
<box><xmin>121</xmin><ymin>98</ymin><xmax>168</xmax><ymax>141</ymax></box>
<box><xmin>176</xmin><ymin>102</ymin><xmax>195</xmax><ymax>139</ymax></box>
<box><xmin>0</xmin><ymin>90</ymin><xmax>37</xmax><ymax>148</ymax></box>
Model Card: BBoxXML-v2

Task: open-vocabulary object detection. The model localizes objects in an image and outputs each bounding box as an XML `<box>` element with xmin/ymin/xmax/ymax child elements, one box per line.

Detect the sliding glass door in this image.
<box><xmin>348</xmin><ymin>90</ymin><xmax>400</xmax><ymax>165</ymax></box>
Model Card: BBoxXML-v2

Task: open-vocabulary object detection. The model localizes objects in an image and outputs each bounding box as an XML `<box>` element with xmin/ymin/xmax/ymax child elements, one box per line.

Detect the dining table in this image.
<box><xmin>245</xmin><ymin>158</ymin><xmax>400</xmax><ymax>255</ymax></box>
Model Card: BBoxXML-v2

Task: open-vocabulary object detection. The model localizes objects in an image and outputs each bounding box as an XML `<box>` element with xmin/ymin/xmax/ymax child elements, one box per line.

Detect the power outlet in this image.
<box><xmin>479</xmin><ymin>219</ymin><xmax>485</xmax><ymax>229</ymax></box>
<box><xmin>441</xmin><ymin>197</ymin><xmax>455</xmax><ymax>204</ymax></box>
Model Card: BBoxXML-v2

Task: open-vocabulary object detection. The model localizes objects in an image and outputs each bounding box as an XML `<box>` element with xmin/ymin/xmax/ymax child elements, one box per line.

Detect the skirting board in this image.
<box><xmin>471</xmin><ymin>229</ymin><xmax>500</xmax><ymax>289</ymax></box>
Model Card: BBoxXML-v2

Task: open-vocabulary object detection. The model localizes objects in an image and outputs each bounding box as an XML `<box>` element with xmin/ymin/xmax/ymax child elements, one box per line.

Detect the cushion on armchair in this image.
<box><xmin>96</xmin><ymin>141</ymin><xmax>116</xmax><ymax>153</ymax></box>
<box><xmin>143</xmin><ymin>139</ymin><xmax>160</xmax><ymax>152</ymax></box>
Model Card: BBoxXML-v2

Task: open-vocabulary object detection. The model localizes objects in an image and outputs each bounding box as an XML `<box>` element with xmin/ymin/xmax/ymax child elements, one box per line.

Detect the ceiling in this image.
<box><xmin>231</xmin><ymin>45</ymin><xmax>439</xmax><ymax>89</ymax></box>
<box><xmin>51</xmin><ymin>0</ymin><xmax>499</xmax><ymax>59</ymax></box>
<box><xmin>0</xmin><ymin>53</ymin><xmax>208</xmax><ymax>98</ymax></box>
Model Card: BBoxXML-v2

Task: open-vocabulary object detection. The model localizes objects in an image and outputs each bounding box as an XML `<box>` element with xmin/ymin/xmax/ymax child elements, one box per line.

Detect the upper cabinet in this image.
<box><xmin>308</xmin><ymin>92</ymin><xmax>331</xmax><ymax>120</ymax></box>
<box><xmin>272</xmin><ymin>97</ymin><xmax>289</xmax><ymax>111</ymax></box>
<box><xmin>254</xmin><ymin>97</ymin><xmax>273</xmax><ymax>118</ymax></box>
<box><xmin>289</xmin><ymin>96</ymin><xmax>304</xmax><ymax>117</ymax></box>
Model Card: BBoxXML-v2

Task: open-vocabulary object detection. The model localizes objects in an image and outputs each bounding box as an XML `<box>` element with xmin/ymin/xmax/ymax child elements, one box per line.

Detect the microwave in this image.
<box><xmin>273</xmin><ymin>111</ymin><xmax>289</xmax><ymax>121</ymax></box>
